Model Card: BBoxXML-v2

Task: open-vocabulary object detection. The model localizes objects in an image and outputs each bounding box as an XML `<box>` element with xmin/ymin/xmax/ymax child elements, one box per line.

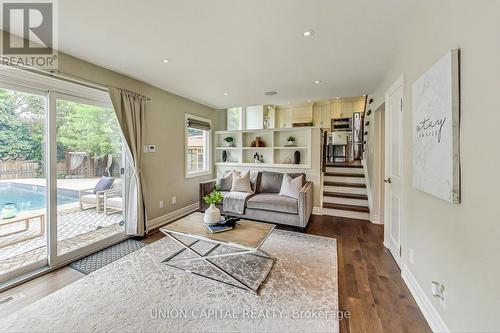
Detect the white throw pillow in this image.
<box><xmin>279</xmin><ymin>174</ymin><xmax>303</xmax><ymax>199</ymax></box>
<box><xmin>231</xmin><ymin>171</ymin><xmax>252</xmax><ymax>193</ymax></box>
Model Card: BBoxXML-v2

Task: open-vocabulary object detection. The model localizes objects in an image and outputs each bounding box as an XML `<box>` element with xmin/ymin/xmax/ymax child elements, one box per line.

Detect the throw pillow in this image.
<box><xmin>217</xmin><ymin>171</ymin><xmax>234</xmax><ymax>191</ymax></box>
<box><xmin>278</xmin><ymin>174</ymin><xmax>303</xmax><ymax>199</ymax></box>
<box><xmin>231</xmin><ymin>171</ymin><xmax>252</xmax><ymax>193</ymax></box>
<box><xmin>93</xmin><ymin>176</ymin><xmax>115</xmax><ymax>194</ymax></box>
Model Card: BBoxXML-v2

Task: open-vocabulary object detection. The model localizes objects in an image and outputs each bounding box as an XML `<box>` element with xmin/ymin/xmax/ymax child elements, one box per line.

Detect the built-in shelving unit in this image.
<box><xmin>214</xmin><ymin>128</ymin><xmax>312</xmax><ymax>169</ymax></box>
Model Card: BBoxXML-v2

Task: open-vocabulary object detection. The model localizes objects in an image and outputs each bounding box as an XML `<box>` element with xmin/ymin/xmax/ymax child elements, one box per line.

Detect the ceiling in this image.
<box><xmin>58</xmin><ymin>0</ymin><xmax>423</xmax><ymax>109</ymax></box>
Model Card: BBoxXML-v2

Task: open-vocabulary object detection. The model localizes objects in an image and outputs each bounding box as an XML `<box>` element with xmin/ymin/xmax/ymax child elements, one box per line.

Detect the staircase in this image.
<box><xmin>322</xmin><ymin>163</ymin><xmax>370</xmax><ymax>220</ymax></box>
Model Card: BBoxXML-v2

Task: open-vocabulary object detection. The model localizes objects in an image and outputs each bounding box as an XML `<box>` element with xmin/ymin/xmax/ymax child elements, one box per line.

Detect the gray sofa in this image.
<box><xmin>199</xmin><ymin>171</ymin><xmax>313</xmax><ymax>228</ymax></box>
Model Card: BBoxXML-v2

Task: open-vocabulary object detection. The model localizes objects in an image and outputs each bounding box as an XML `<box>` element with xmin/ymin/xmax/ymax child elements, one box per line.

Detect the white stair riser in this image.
<box><xmin>324</xmin><ymin>185</ymin><xmax>367</xmax><ymax>195</ymax></box>
<box><xmin>324</xmin><ymin>176</ymin><xmax>365</xmax><ymax>184</ymax></box>
<box><xmin>322</xmin><ymin>208</ymin><xmax>370</xmax><ymax>220</ymax></box>
<box><xmin>326</xmin><ymin>167</ymin><xmax>364</xmax><ymax>174</ymax></box>
<box><xmin>323</xmin><ymin>196</ymin><xmax>368</xmax><ymax>206</ymax></box>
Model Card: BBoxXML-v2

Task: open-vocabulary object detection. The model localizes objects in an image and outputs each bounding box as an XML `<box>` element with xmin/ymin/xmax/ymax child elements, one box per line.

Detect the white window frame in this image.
<box><xmin>185</xmin><ymin>113</ymin><xmax>212</xmax><ymax>178</ymax></box>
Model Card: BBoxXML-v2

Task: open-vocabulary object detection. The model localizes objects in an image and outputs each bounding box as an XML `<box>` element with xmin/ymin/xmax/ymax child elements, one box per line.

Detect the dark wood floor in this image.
<box><xmin>1</xmin><ymin>214</ymin><xmax>431</xmax><ymax>332</ymax></box>
<box><xmin>306</xmin><ymin>215</ymin><xmax>431</xmax><ymax>333</ymax></box>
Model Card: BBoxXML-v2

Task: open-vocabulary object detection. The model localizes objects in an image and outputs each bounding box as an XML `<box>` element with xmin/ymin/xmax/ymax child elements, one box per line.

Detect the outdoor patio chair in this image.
<box><xmin>104</xmin><ymin>190</ymin><xmax>123</xmax><ymax>215</ymax></box>
<box><xmin>79</xmin><ymin>176</ymin><xmax>115</xmax><ymax>213</ymax></box>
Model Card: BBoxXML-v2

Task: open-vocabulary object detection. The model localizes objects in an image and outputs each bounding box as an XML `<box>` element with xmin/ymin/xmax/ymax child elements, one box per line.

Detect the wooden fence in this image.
<box><xmin>0</xmin><ymin>161</ymin><xmax>41</xmax><ymax>180</ymax></box>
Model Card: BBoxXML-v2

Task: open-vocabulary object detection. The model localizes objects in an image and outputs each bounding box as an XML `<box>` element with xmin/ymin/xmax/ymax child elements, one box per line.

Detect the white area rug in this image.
<box><xmin>1</xmin><ymin>230</ymin><xmax>339</xmax><ymax>333</ymax></box>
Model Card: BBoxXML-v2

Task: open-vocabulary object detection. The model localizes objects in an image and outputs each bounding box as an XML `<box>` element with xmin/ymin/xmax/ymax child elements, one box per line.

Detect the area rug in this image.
<box><xmin>69</xmin><ymin>239</ymin><xmax>147</xmax><ymax>275</ymax></box>
<box><xmin>0</xmin><ymin>230</ymin><xmax>339</xmax><ymax>333</ymax></box>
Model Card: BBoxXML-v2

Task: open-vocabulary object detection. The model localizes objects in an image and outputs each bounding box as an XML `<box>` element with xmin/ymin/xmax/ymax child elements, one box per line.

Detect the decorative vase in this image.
<box><xmin>294</xmin><ymin>151</ymin><xmax>301</xmax><ymax>164</ymax></box>
<box><xmin>204</xmin><ymin>203</ymin><xmax>221</xmax><ymax>225</ymax></box>
<box><xmin>222</xmin><ymin>150</ymin><xmax>228</xmax><ymax>162</ymax></box>
<box><xmin>287</xmin><ymin>140</ymin><xmax>295</xmax><ymax>146</ymax></box>
<box><xmin>250</xmin><ymin>137</ymin><xmax>265</xmax><ymax>147</ymax></box>
<box><xmin>224</xmin><ymin>141</ymin><xmax>232</xmax><ymax>147</ymax></box>
<box><xmin>1</xmin><ymin>203</ymin><xmax>19</xmax><ymax>219</ymax></box>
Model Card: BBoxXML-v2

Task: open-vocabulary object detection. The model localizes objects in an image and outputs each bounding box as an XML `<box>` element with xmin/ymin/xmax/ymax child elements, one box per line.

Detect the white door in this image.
<box><xmin>384</xmin><ymin>75</ymin><xmax>404</xmax><ymax>267</ymax></box>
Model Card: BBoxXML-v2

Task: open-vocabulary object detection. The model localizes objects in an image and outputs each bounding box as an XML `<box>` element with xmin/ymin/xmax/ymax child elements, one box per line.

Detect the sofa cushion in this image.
<box><xmin>246</xmin><ymin>193</ymin><xmax>298</xmax><ymax>214</ymax></box>
<box><xmin>279</xmin><ymin>174</ymin><xmax>304</xmax><ymax>199</ymax></box>
<box><xmin>259</xmin><ymin>171</ymin><xmax>306</xmax><ymax>193</ymax></box>
<box><xmin>217</xmin><ymin>171</ymin><xmax>234</xmax><ymax>191</ymax></box>
<box><xmin>231</xmin><ymin>171</ymin><xmax>252</xmax><ymax>193</ymax></box>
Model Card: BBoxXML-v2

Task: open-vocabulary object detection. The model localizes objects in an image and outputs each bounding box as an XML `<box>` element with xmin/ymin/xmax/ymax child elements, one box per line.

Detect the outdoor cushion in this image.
<box><xmin>246</xmin><ymin>193</ymin><xmax>298</xmax><ymax>214</ymax></box>
<box><xmin>106</xmin><ymin>196</ymin><xmax>123</xmax><ymax>208</ymax></box>
<box><xmin>279</xmin><ymin>174</ymin><xmax>304</xmax><ymax>199</ymax></box>
<box><xmin>93</xmin><ymin>177</ymin><xmax>115</xmax><ymax>193</ymax></box>
<box><xmin>259</xmin><ymin>171</ymin><xmax>305</xmax><ymax>193</ymax></box>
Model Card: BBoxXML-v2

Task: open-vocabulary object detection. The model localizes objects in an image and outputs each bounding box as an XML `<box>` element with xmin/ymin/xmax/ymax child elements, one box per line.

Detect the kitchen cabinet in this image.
<box><xmin>313</xmin><ymin>103</ymin><xmax>331</xmax><ymax>128</ymax></box>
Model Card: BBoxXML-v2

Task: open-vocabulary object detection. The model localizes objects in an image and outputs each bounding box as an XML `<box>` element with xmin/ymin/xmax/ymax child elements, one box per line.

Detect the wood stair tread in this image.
<box><xmin>326</xmin><ymin>163</ymin><xmax>363</xmax><ymax>168</ymax></box>
<box><xmin>323</xmin><ymin>202</ymin><xmax>370</xmax><ymax>213</ymax></box>
<box><xmin>323</xmin><ymin>181</ymin><xmax>367</xmax><ymax>188</ymax></box>
<box><xmin>324</xmin><ymin>172</ymin><xmax>364</xmax><ymax>178</ymax></box>
<box><xmin>323</xmin><ymin>192</ymin><xmax>368</xmax><ymax>200</ymax></box>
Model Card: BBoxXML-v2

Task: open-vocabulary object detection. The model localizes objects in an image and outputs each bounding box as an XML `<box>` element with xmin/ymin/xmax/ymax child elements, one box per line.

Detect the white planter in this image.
<box><xmin>224</xmin><ymin>141</ymin><xmax>233</xmax><ymax>147</ymax></box>
<box><xmin>287</xmin><ymin>140</ymin><xmax>295</xmax><ymax>146</ymax></box>
<box><xmin>204</xmin><ymin>203</ymin><xmax>221</xmax><ymax>225</ymax></box>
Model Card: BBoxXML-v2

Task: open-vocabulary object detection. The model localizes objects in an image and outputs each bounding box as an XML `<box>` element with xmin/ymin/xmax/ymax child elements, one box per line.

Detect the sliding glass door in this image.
<box><xmin>53</xmin><ymin>94</ymin><xmax>126</xmax><ymax>261</ymax></box>
<box><xmin>0</xmin><ymin>84</ymin><xmax>48</xmax><ymax>282</ymax></box>
<box><xmin>0</xmin><ymin>77</ymin><xmax>129</xmax><ymax>286</ymax></box>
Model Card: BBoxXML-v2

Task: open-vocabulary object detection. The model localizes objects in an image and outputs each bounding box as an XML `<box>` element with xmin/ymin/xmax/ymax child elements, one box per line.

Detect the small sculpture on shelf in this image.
<box><xmin>223</xmin><ymin>136</ymin><xmax>234</xmax><ymax>147</ymax></box>
<box><xmin>294</xmin><ymin>151</ymin><xmax>301</xmax><ymax>164</ymax></box>
<box><xmin>286</xmin><ymin>136</ymin><xmax>296</xmax><ymax>147</ymax></box>
<box><xmin>254</xmin><ymin>152</ymin><xmax>264</xmax><ymax>163</ymax></box>
<box><xmin>222</xmin><ymin>150</ymin><xmax>228</xmax><ymax>162</ymax></box>
<box><xmin>250</xmin><ymin>136</ymin><xmax>265</xmax><ymax>147</ymax></box>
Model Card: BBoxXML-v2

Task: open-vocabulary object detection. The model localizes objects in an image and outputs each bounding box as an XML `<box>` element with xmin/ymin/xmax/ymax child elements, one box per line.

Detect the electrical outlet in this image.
<box><xmin>408</xmin><ymin>248</ymin><xmax>415</xmax><ymax>265</ymax></box>
<box><xmin>171</xmin><ymin>196</ymin><xmax>177</xmax><ymax>205</ymax></box>
<box><xmin>148</xmin><ymin>145</ymin><xmax>156</xmax><ymax>153</ymax></box>
<box><xmin>159</xmin><ymin>200</ymin><xmax>164</xmax><ymax>208</ymax></box>
<box><xmin>431</xmin><ymin>281</ymin><xmax>446</xmax><ymax>309</ymax></box>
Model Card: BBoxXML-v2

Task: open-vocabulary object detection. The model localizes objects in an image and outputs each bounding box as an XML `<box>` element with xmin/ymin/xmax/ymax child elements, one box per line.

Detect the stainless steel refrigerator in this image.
<box><xmin>351</xmin><ymin>112</ymin><xmax>364</xmax><ymax>160</ymax></box>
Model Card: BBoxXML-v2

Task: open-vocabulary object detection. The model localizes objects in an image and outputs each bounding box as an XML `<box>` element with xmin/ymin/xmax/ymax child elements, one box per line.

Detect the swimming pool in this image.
<box><xmin>0</xmin><ymin>182</ymin><xmax>79</xmax><ymax>211</ymax></box>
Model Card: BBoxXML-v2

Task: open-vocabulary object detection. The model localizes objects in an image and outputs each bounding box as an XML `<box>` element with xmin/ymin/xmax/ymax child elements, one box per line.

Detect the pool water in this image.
<box><xmin>0</xmin><ymin>183</ymin><xmax>78</xmax><ymax>211</ymax></box>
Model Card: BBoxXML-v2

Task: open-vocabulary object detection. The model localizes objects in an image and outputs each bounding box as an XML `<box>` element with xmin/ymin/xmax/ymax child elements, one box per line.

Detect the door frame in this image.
<box><xmin>383</xmin><ymin>73</ymin><xmax>405</xmax><ymax>268</ymax></box>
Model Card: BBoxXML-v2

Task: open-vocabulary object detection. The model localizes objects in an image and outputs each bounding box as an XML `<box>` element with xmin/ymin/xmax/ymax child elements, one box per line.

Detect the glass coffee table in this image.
<box><xmin>160</xmin><ymin>212</ymin><xmax>276</xmax><ymax>294</ymax></box>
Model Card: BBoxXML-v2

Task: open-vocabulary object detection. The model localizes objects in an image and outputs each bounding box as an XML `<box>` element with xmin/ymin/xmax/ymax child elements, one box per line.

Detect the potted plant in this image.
<box><xmin>203</xmin><ymin>188</ymin><xmax>223</xmax><ymax>225</ymax></box>
<box><xmin>286</xmin><ymin>136</ymin><xmax>296</xmax><ymax>146</ymax></box>
<box><xmin>223</xmin><ymin>136</ymin><xmax>234</xmax><ymax>147</ymax></box>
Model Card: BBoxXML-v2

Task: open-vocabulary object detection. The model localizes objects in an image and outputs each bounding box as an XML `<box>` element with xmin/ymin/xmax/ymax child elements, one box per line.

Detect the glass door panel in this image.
<box><xmin>0</xmin><ymin>86</ymin><xmax>48</xmax><ymax>282</ymax></box>
<box><xmin>55</xmin><ymin>97</ymin><xmax>125</xmax><ymax>256</ymax></box>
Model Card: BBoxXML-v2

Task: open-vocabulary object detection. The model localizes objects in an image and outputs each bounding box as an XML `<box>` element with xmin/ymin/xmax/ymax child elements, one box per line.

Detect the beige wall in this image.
<box><xmin>58</xmin><ymin>53</ymin><xmax>225</xmax><ymax>224</ymax></box>
<box><xmin>364</xmin><ymin>103</ymin><xmax>384</xmax><ymax>224</ymax></box>
<box><xmin>367</xmin><ymin>1</ymin><xmax>500</xmax><ymax>331</ymax></box>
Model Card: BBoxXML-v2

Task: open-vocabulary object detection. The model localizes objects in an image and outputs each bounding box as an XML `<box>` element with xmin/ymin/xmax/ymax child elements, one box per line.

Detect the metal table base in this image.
<box><xmin>161</xmin><ymin>232</ymin><xmax>275</xmax><ymax>294</ymax></box>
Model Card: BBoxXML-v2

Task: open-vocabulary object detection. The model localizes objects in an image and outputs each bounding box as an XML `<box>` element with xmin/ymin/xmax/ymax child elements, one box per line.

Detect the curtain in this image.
<box><xmin>108</xmin><ymin>87</ymin><xmax>147</xmax><ymax>236</ymax></box>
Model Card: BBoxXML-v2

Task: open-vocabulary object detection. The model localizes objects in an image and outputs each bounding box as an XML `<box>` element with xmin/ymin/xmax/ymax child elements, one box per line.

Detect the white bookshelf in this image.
<box><xmin>214</xmin><ymin>128</ymin><xmax>312</xmax><ymax>169</ymax></box>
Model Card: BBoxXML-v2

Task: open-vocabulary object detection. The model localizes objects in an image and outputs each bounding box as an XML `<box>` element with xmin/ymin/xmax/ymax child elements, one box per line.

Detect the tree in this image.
<box><xmin>0</xmin><ymin>90</ymin><xmax>45</xmax><ymax>161</ymax></box>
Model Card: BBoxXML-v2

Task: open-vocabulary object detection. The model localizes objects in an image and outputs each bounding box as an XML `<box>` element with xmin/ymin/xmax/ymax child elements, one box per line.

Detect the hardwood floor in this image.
<box><xmin>0</xmin><ymin>215</ymin><xmax>431</xmax><ymax>333</ymax></box>
<box><xmin>306</xmin><ymin>215</ymin><xmax>431</xmax><ymax>333</ymax></box>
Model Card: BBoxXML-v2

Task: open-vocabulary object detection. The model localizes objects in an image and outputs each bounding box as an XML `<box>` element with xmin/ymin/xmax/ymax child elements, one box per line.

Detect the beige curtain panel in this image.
<box><xmin>108</xmin><ymin>87</ymin><xmax>148</xmax><ymax>236</ymax></box>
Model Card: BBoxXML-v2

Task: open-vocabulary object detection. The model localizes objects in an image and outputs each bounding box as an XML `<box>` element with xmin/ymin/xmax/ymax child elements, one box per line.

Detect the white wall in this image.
<box><xmin>367</xmin><ymin>1</ymin><xmax>500</xmax><ymax>331</ymax></box>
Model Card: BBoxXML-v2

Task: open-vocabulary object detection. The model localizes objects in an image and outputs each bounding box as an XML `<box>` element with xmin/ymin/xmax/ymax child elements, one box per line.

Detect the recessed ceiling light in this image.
<box><xmin>313</xmin><ymin>80</ymin><xmax>322</xmax><ymax>84</ymax></box>
<box><xmin>264</xmin><ymin>91</ymin><xmax>277</xmax><ymax>96</ymax></box>
<box><xmin>162</xmin><ymin>59</ymin><xmax>169</xmax><ymax>63</ymax></box>
<box><xmin>303</xmin><ymin>29</ymin><xmax>315</xmax><ymax>37</ymax></box>
<box><xmin>223</xmin><ymin>92</ymin><xmax>229</xmax><ymax>96</ymax></box>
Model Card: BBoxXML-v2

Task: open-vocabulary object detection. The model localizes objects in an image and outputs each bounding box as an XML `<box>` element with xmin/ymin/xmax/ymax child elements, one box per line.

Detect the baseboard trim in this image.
<box><xmin>146</xmin><ymin>202</ymin><xmax>199</xmax><ymax>232</ymax></box>
<box><xmin>370</xmin><ymin>213</ymin><xmax>382</xmax><ymax>224</ymax></box>
<box><xmin>312</xmin><ymin>206</ymin><xmax>322</xmax><ymax>215</ymax></box>
<box><xmin>402</xmin><ymin>265</ymin><xmax>449</xmax><ymax>333</ymax></box>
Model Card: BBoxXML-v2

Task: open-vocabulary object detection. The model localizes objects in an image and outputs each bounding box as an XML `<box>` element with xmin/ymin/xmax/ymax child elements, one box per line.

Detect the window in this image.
<box><xmin>185</xmin><ymin>114</ymin><xmax>211</xmax><ymax>178</ymax></box>
<box><xmin>227</xmin><ymin>107</ymin><xmax>243</xmax><ymax>130</ymax></box>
